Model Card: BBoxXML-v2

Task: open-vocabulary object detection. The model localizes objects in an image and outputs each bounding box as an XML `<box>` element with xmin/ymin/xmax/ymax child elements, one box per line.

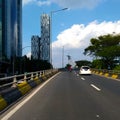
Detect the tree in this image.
<box><xmin>75</xmin><ymin>60</ymin><xmax>91</xmax><ymax>68</ymax></box>
<box><xmin>92</xmin><ymin>59</ymin><xmax>104</xmax><ymax>69</ymax></box>
<box><xmin>13</xmin><ymin>55</ymin><xmax>52</xmax><ymax>74</ymax></box>
<box><xmin>84</xmin><ymin>34</ymin><xmax>120</xmax><ymax>69</ymax></box>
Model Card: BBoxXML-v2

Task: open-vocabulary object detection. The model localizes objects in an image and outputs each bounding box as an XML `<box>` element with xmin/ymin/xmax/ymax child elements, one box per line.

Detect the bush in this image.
<box><xmin>114</xmin><ymin>65</ymin><xmax>120</xmax><ymax>71</ymax></box>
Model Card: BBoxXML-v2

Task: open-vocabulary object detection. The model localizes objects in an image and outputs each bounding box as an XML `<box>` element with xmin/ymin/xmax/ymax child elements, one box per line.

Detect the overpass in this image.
<box><xmin>0</xmin><ymin>69</ymin><xmax>120</xmax><ymax>120</ymax></box>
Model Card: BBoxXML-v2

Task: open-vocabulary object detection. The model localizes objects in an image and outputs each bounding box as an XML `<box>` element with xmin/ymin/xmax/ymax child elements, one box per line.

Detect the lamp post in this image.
<box><xmin>50</xmin><ymin>8</ymin><xmax>68</xmax><ymax>67</ymax></box>
<box><xmin>118</xmin><ymin>42</ymin><xmax>120</xmax><ymax>65</ymax></box>
<box><xmin>62</xmin><ymin>46</ymin><xmax>64</xmax><ymax>68</ymax></box>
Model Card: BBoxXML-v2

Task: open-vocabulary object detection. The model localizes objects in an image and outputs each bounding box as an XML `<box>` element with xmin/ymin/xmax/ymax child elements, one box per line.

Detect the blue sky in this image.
<box><xmin>22</xmin><ymin>0</ymin><xmax>120</xmax><ymax>68</ymax></box>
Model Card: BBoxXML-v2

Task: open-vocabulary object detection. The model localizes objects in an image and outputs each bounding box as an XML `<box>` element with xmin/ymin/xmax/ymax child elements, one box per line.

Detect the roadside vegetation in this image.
<box><xmin>75</xmin><ymin>33</ymin><xmax>120</xmax><ymax>70</ymax></box>
<box><xmin>83</xmin><ymin>33</ymin><xmax>120</xmax><ymax>70</ymax></box>
<box><xmin>0</xmin><ymin>55</ymin><xmax>52</xmax><ymax>76</ymax></box>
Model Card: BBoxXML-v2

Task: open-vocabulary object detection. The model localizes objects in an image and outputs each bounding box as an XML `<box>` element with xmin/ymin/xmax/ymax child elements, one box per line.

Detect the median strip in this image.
<box><xmin>90</xmin><ymin>84</ymin><xmax>101</xmax><ymax>91</ymax></box>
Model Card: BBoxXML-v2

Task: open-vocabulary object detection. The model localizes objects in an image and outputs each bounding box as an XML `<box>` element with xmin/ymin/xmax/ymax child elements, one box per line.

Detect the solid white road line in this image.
<box><xmin>91</xmin><ymin>84</ymin><xmax>101</xmax><ymax>91</ymax></box>
<box><xmin>1</xmin><ymin>72</ymin><xmax>61</xmax><ymax>120</ymax></box>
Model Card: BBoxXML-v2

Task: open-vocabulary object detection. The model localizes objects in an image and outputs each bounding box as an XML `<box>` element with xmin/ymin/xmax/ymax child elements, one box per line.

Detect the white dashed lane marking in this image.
<box><xmin>81</xmin><ymin>77</ymin><xmax>85</xmax><ymax>80</ymax></box>
<box><xmin>91</xmin><ymin>84</ymin><xmax>101</xmax><ymax>91</ymax></box>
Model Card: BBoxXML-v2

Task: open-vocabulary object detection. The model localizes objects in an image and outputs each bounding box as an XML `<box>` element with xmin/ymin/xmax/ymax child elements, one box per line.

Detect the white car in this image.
<box><xmin>79</xmin><ymin>66</ymin><xmax>91</xmax><ymax>75</ymax></box>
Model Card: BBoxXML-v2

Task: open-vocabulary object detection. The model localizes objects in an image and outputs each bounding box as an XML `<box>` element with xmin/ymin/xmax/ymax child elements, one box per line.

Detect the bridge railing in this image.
<box><xmin>0</xmin><ymin>69</ymin><xmax>58</xmax><ymax>112</ymax></box>
<box><xmin>0</xmin><ymin>69</ymin><xmax>58</xmax><ymax>91</ymax></box>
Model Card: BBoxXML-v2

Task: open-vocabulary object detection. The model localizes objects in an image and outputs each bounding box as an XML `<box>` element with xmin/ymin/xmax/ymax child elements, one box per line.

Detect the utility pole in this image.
<box><xmin>50</xmin><ymin>8</ymin><xmax>68</xmax><ymax>66</ymax></box>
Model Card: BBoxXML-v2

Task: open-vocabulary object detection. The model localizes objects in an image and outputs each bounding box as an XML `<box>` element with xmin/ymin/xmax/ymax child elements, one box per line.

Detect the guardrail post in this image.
<box><xmin>24</xmin><ymin>73</ymin><xmax>27</xmax><ymax>82</ymax></box>
<box><xmin>38</xmin><ymin>71</ymin><xmax>41</xmax><ymax>77</ymax></box>
<box><xmin>31</xmin><ymin>73</ymin><xmax>33</xmax><ymax>80</ymax></box>
<box><xmin>44</xmin><ymin>70</ymin><xmax>46</xmax><ymax>76</ymax></box>
<box><xmin>43</xmin><ymin>71</ymin><xmax>44</xmax><ymax>76</ymax></box>
<box><xmin>12</xmin><ymin>75</ymin><xmax>17</xmax><ymax>87</ymax></box>
<box><xmin>36</xmin><ymin>72</ymin><xmax>38</xmax><ymax>78</ymax></box>
<box><xmin>46</xmin><ymin>70</ymin><xmax>48</xmax><ymax>75</ymax></box>
<box><xmin>39</xmin><ymin>71</ymin><xmax>42</xmax><ymax>77</ymax></box>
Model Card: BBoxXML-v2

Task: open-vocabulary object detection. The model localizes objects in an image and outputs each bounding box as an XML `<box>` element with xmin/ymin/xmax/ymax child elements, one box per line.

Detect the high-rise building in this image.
<box><xmin>41</xmin><ymin>14</ymin><xmax>50</xmax><ymax>62</ymax></box>
<box><xmin>0</xmin><ymin>0</ymin><xmax>22</xmax><ymax>62</ymax></box>
<box><xmin>0</xmin><ymin>0</ymin><xmax>22</xmax><ymax>73</ymax></box>
<box><xmin>31</xmin><ymin>35</ymin><xmax>41</xmax><ymax>60</ymax></box>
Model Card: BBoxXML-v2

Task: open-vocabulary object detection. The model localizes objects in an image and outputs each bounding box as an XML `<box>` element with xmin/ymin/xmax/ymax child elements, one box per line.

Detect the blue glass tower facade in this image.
<box><xmin>0</xmin><ymin>0</ymin><xmax>22</xmax><ymax>62</ymax></box>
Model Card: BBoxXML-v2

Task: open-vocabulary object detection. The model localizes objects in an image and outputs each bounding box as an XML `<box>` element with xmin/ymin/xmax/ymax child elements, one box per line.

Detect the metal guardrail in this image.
<box><xmin>0</xmin><ymin>69</ymin><xmax>57</xmax><ymax>91</ymax></box>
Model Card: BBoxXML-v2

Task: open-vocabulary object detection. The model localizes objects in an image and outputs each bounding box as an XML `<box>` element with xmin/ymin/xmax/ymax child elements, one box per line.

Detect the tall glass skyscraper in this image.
<box><xmin>0</xmin><ymin>0</ymin><xmax>22</xmax><ymax>62</ymax></box>
<box><xmin>41</xmin><ymin>14</ymin><xmax>50</xmax><ymax>62</ymax></box>
<box><xmin>31</xmin><ymin>35</ymin><xmax>41</xmax><ymax>60</ymax></box>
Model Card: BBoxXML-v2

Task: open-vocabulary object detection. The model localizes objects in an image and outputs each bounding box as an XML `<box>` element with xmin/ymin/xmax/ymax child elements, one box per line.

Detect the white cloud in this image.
<box><xmin>22</xmin><ymin>0</ymin><xmax>51</xmax><ymax>6</ymax></box>
<box><xmin>23</xmin><ymin>0</ymin><xmax>102</xmax><ymax>9</ymax></box>
<box><xmin>50</xmin><ymin>0</ymin><xmax>102</xmax><ymax>9</ymax></box>
<box><xmin>52</xmin><ymin>20</ymin><xmax>120</xmax><ymax>68</ymax></box>
<box><xmin>36</xmin><ymin>0</ymin><xmax>51</xmax><ymax>6</ymax></box>
<box><xmin>23</xmin><ymin>0</ymin><xmax>35</xmax><ymax>6</ymax></box>
<box><xmin>27</xmin><ymin>52</ymin><xmax>31</xmax><ymax>59</ymax></box>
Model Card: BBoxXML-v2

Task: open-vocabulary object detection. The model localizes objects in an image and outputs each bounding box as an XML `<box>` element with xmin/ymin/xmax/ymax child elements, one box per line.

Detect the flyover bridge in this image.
<box><xmin>0</xmin><ymin>70</ymin><xmax>120</xmax><ymax>120</ymax></box>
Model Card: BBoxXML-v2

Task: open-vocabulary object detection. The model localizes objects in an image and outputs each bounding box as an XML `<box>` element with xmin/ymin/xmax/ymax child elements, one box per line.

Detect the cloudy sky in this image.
<box><xmin>22</xmin><ymin>0</ymin><xmax>120</xmax><ymax>68</ymax></box>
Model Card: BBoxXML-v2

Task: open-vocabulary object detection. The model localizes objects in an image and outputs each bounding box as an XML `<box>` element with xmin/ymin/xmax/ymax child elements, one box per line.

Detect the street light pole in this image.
<box><xmin>62</xmin><ymin>46</ymin><xmax>64</xmax><ymax>68</ymax></box>
<box><xmin>50</xmin><ymin>8</ymin><xmax>68</xmax><ymax>67</ymax></box>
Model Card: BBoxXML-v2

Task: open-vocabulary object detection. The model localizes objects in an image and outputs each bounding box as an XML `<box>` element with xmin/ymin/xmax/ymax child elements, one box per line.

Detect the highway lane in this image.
<box><xmin>1</xmin><ymin>71</ymin><xmax>120</xmax><ymax>120</ymax></box>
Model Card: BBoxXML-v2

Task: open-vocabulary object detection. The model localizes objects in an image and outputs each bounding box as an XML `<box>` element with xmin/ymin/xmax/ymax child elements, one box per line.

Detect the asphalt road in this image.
<box><xmin>1</xmin><ymin>71</ymin><xmax>120</xmax><ymax>120</ymax></box>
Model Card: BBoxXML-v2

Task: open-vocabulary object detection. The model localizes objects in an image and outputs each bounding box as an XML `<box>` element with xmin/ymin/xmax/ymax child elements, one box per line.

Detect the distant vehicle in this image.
<box><xmin>79</xmin><ymin>66</ymin><xmax>91</xmax><ymax>75</ymax></box>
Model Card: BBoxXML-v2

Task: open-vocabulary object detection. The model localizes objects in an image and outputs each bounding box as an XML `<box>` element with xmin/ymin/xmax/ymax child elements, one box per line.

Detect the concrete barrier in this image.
<box><xmin>0</xmin><ymin>95</ymin><xmax>7</xmax><ymax>111</ymax></box>
<box><xmin>111</xmin><ymin>74</ymin><xmax>118</xmax><ymax>79</ymax></box>
<box><xmin>17</xmin><ymin>81</ymin><xmax>32</xmax><ymax>95</ymax></box>
<box><xmin>92</xmin><ymin>69</ymin><xmax>120</xmax><ymax>80</ymax></box>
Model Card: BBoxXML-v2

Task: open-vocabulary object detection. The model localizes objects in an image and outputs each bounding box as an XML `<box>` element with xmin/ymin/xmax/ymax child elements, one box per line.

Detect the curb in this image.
<box><xmin>92</xmin><ymin>71</ymin><xmax>120</xmax><ymax>81</ymax></box>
